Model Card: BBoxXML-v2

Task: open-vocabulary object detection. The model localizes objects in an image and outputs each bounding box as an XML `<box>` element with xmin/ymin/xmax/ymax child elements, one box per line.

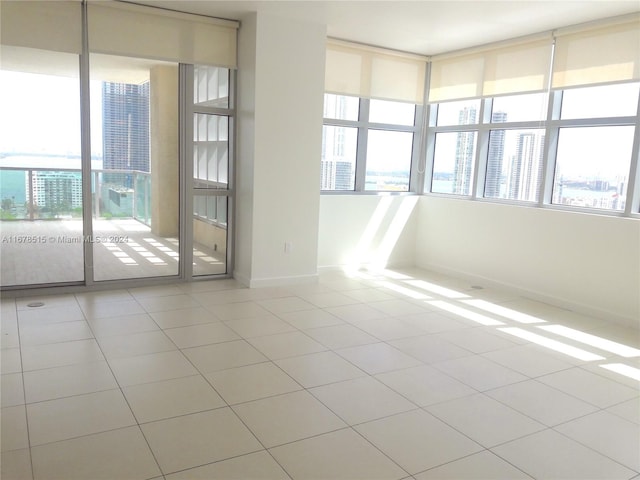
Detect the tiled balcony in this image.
<box><xmin>0</xmin><ymin>218</ymin><xmax>225</xmax><ymax>287</ymax></box>
<box><xmin>1</xmin><ymin>167</ymin><xmax>226</xmax><ymax>287</ymax></box>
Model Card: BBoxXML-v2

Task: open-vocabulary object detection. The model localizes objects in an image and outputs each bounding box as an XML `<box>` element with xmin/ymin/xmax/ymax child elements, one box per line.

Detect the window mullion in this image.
<box><xmin>411</xmin><ymin>104</ymin><xmax>426</xmax><ymax>194</ymax></box>
<box><xmin>540</xmin><ymin>90</ymin><xmax>562</xmax><ymax>207</ymax></box>
<box><xmin>625</xmin><ymin>93</ymin><xmax>640</xmax><ymax>214</ymax></box>
<box><xmin>354</xmin><ymin>98</ymin><xmax>370</xmax><ymax>191</ymax></box>
<box><xmin>470</xmin><ymin>98</ymin><xmax>489</xmax><ymax>198</ymax></box>
<box><xmin>423</xmin><ymin>104</ymin><xmax>438</xmax><ymax>193</ymax></box>
<box><xmin>80</xmin><ymin>0</ymin><xmax>95</xmax><ymax>286</ymax></box>
<box><xmin>474</xmin><ymin>127</ymin><xmax>490</xmax><ymax>199</ymax></box>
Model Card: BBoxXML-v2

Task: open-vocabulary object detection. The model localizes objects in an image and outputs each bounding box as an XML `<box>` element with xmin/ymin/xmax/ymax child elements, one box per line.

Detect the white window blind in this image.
<box><xmin>429</xmin><ymin>35</ymin><xmax>552</xmax><ymax>102</ymax></box>
<box><xmin>0</xmin><ymin>0</ymin><xmax>82</xmax><ymax>54</ymax></box>
<box><xmin>325</xmin><ymin>39</ymin><xmax>427</xmax><ymax>104</ymax></box>
<box><xmin>552</xmin><ymin>14</ymin><xmax>640</xmax><ymax>89</ymax></box>
<box><xmin>87</xmin><ymin>1</ymin><xmax>238</xmax><ymax>68</ymax></box>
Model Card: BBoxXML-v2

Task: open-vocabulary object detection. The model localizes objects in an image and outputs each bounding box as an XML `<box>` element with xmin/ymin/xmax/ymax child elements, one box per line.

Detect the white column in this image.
<box><xmin>235</xmin><ymin>12</ymin><xmax>326</xmax><ymax>287</ymax></box>
<box><xmin>150</xmin><ymin>64</ymin><xmax>179</xmax><ymax>237</ymax></box>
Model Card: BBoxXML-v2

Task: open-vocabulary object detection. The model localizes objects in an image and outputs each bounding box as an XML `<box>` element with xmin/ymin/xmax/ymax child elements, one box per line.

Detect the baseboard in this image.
<box><xmin>317</xmin><ymin>260</ymin><xmax>416</xmax><ymax>275</ymax></box>
<box><xmin>232</xmin><ymin>271</ymin><xmax>319</xmax><ymax>288</ymax></box>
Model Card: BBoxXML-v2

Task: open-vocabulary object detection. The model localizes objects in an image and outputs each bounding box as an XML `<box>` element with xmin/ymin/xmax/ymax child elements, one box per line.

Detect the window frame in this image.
<box><xmin>321</xmin><ymin>94</ymin><xmax>424</xmax><ymax>194</ymax></box>
<box><xmin>424</xmin><ymin>84</ymin><xmax>640</xmax><ymax>217</ymax></box>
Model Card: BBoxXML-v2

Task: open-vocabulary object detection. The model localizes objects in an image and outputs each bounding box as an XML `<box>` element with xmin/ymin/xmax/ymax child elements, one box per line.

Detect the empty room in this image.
<box><xmin>1</xmin><ymin>1</ymin><xmax>639</xmax><ymax>479</ymax></box>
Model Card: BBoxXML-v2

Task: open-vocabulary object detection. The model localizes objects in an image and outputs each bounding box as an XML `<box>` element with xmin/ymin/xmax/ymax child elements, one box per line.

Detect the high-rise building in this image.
<box><xmin>485</xmin><ymin>111</ymin><xmax>507</xmax><ymax>197</ymax></box>
<box><xmin>453</xmin><ymin>107</ymin><xmax>477</xmax><ymax>195</ymax></box>
<box><xmin>321</xmin><ymin>95</ymin><xmax>355</xmax><ymax>190</ymax></box>
<box><xmin>507</xmin><ymin>132</ymin><xmax>545</xmax><ymax>201</ymax></box>
<box><xmin>320</xmin><ymin>159</ymin><xmax>353</xmax><ymax>190</ymax></box>
<box><xmin>102</xmin><ymin>82</ymin><xmax>150</xmax><ymax>182</ymax></box>
<box><xmin>29</xmin><ymin>171</ymin><xmax>82</xmax><ymax>210</ymax></box>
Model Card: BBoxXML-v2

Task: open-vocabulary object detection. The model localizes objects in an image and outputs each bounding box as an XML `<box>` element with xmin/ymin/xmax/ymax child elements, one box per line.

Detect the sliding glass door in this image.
<box><xmin>0</xmin><ymin>1</ymin><xmax>236</xmax><ymax>290</ymax></box>
<box><xmin>190</xmin><ymin>65</ymin><xmax>233</xmax><ymax>277</ymax></box>
<box><xmin>0</xmin><ymin>34</ymin><xmax>85</xmax><ymax>287</ymax></box>
<box><xmin>89</xmin><ymin>54</ymin><xmax>181</xmax><ymax>282</ymax></box>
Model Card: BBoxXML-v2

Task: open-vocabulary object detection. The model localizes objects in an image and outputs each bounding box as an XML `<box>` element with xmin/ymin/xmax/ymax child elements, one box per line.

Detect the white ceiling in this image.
<box><xmin>129</xmin><ymin>0</ymin><xmax>639</xmax><ymax>56</ymax></box>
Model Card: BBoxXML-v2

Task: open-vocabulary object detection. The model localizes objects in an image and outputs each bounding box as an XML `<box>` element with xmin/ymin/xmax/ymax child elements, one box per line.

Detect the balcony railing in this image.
<box><xmin>0</xmin><ymin>167</ymin><xmax>151</xmax><ymax>226</ymax></box>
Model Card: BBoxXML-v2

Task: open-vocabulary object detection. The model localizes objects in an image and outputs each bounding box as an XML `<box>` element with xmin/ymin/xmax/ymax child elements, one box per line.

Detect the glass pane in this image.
<box><xmin>491</xmin><ymin>93</ymin><xmax>547</xmax><ymax>123</ymax></box>
<box><xmin>561</xmin><ymin>83</ymin><xmax>639</xmax><ymax>119</ymax></box>
<box><xmin>323</xmin><ymin>94</ymin><xmax>359</xmax><ymax>121</ymax></box>
<box><xmin>553</xmin><ymin>126</ymin><xmax>634</xmax><ymax>211</ymax></box>
<box><xmin>431</xmin><ymin>131</ymin><xmax>477</xmax><ymax>195</ymax></box>
<box><xmin>194</xmin><ymin>65</ymin><xmax>229</xmax><ymax>108</ymax></box>
<box><xmin>321</xmin><ymin>125</ymin><xmax>357</xmax><ymax>190</ymax></box>
<box><xmin>0</xmin><ymin>47</ymin><xmax>84</xmax><ymax>286</ymax></box>
<box><xmin>436</xmin><ymin>99</ymin><xmax>481</xmax><ymax>126</ymax></box>
<box><xmin>365</xmin><ymin>130</ymin><xmax>413</xmax><ymax>191</ymax></box>
<box><xmin>193</xmin><ymin>114</ymin><xmax>229</xmax><ymax>189</ymax></box>
<box><xmin>193</xmin><ymin>194</ymin><xmax>227</xmax><ymax>276</ymax></box>
<box><xmin>485</xmin><ymin>129</ymin><xmax>545</xmax><ymax>202</ymax></box>
<box><xmin>369</xmin><ymin>99</ymin><xmax>415</xmax><ymax>126</ymax></box>
<box><xmin>91</xmin><ymin>54</ymin><xmax>180</xmax><ymax>281</ymax></box>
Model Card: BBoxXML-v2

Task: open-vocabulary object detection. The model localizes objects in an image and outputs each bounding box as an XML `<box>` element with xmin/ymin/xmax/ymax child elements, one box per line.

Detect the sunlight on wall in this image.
<box><xmin>344</xmin><ymin>196</ymin><xmax>418</xmax><ymax>272</ymax></box>
<box><xmin>371</xmin><ymin>196</ymin><xmax>418</xmax><ymax>270</ymax></box>
<box><xmin>344</xmin><ymin>196</ymin><xmax>394</xmax><ymax>274</ymax></box>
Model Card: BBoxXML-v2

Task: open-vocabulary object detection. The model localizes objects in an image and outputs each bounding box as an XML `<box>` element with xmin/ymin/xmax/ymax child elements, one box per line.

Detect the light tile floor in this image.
<box><xmin>1</xmin><ymin>267</ymin><xmax>639</xmax><ymax>480</ymax></box>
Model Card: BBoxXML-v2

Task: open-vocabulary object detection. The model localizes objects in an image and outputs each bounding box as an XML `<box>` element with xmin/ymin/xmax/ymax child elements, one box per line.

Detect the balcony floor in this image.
<box><xmin>0</xmin><ymin>219</ymin><xmax>225</xmax><ymax>287</ymax></box>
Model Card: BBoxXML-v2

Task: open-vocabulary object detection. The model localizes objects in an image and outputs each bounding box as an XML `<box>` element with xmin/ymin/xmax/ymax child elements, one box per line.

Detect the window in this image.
<box><xmin>0</xmin><ymin>49</ymin><xmax>85</xmax><ymax>286</ymax></box>
<box><xmin>560</xmin><ymin>83</ymin><xmax>639</xmax><ymax>120</ymax></box>
<box><xmin>427</xmin><ymin>84</ymin><xmax>639</xmax><ymax>213</ymax></box>
<box><xmin>436</xmin><ymin>99</ymin><xmax>481</xmax><ymax>126</ymax></box>
<box><xmin>193</xmin><ymin>114</ymin><xmax>229</xmax><ymax>189</ymax></box>
<box><xmin>365</xmin><ymin>130</ymin><xmax>414</xmax><ymax>191</ymax></box>
<box><xmin>324</xmin><ymin>93</ymin><xmax>359</xmax><ymax>121</ymax></box>
<box><xmin>321</xmin><ymin>125</ymin><xmax>357</xmax><ymax>190</ymax></box>
<box><xmin>369</xmin><ymin>99</ymin><xmax>415</xmax><ymax>126</ymax></box>
<box><xmin>432</xmin><ymin>132</ymin><xmax>477</xmax><ymax>195</ymax></box>
<box><xmin>491</xmin><ymin>93</ymin><xmax>547</xmax><ymax>123</ymax></box>
<box><xmin>430</xmin><ymin>99</ymin><xmax>480</xmax><ymax>196</ymax></box>
<box><xmin>550</xmin><ymin>82</ymin><xmax>639</xmax><ymax>212</ymax></box>
<box><xmin>553</xmin><ymin>126</ymin><xmax>634</xmax><ymax>211</ymax></box>
<box><xmin>191</xmin><ymin>65</ymin><xmax>233</xmax><ymax>276</ymax></box>
<box><xmin>424</xmin><ymin>15</ymin><xmax>640</xmax><ymax>215</ymax></box>
<box><xmin>321</xmin><ymin>94</ymin><xmax>420</xmax><ymax>192</ymax></box>
<box><xmin>485</xmin><ymin>129</ymin><xmax>545</xmax><ymax>202</ymax></box>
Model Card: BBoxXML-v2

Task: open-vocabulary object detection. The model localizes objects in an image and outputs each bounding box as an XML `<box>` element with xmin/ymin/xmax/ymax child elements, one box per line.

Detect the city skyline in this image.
<box><xmin>433</xmin><ymin>104</ymin><xmax>630</xmax><ymax>210</ymax></box>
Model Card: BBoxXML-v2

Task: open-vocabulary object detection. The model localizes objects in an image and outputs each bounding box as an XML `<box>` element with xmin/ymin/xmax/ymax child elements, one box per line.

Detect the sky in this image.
<box><xmin>2</xmin><ymin>68</ymin><xmax>638</xmax><ymax>181</ymax></box>
<box><xmin>0</xmin><ymin>70</ymin><xmax>103</xmax><ymax>160</ymax></box>
<box><xmin>432</xmin><ymin>85</ymin><xmax>638</xmax><ymax>180</ymax></box>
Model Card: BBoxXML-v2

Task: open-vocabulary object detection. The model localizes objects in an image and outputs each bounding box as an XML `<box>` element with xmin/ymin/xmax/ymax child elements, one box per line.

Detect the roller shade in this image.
<box><xmin>552</xmin><ymin>14</ymin><xmax>640</xmax><ymax>89</ymax></box>
<box><xmin>325</xmin><ymin>39</ymin><xmax>427</xmax><ymax>104</ymax></box>
<box><xmin>483</xmin><ymin>39</ymin><xmax>552</xmax><ymax>97</ymax></box>
<box><xmin>429</xmin><ymin>35</ymin><xmax>552</xmax><ymax>102</ymax></box>
<box><xmin>88</xmin><ymin>1</ymin><xmax>238</xmax><ymax>68</ymax></box>
<box><xmin>0</xmin><ymin>0</ymin><xmax>82</xmax><ymax>54</ymax></box>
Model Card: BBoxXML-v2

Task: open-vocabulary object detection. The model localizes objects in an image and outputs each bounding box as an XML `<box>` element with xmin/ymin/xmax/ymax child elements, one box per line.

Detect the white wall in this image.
<box><xmin>235</xmin><ymin>12</ymin><xmax>326</xmax><ymax>287</ymax></box>
<box><xmin>318</xmin><ymin>195</ymin><xmax>418</xmax><ymax>270</ymax></box>
<box><xmin>416</xmin><ymin>196</ymin><xmax>640</xmax><ymax>325</ymax></box>
<box><xmin>235</xmin><ymin>12</ymin><xmax>257</xmax><ymax>284</ymax></box>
